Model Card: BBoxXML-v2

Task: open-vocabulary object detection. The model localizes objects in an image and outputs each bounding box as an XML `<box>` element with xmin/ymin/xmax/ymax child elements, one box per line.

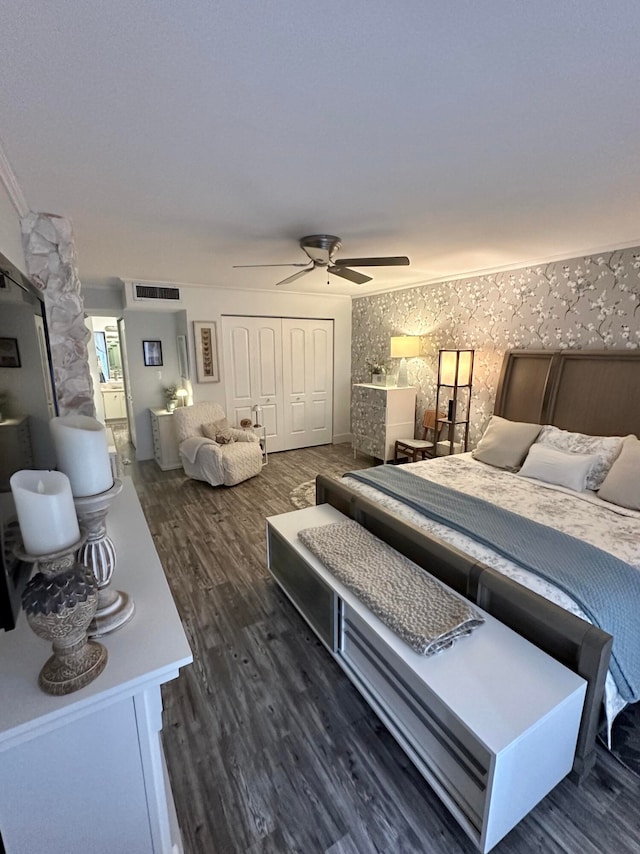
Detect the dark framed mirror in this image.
<box><xmin>0</xmin><ymin>249</ymin><xmax>59</xmax><ymax>630</ymax></box>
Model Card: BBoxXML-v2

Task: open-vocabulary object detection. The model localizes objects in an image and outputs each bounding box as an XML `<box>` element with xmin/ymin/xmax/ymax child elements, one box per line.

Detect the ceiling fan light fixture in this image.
<box><xmin>238</xmin><ymin>233</ymin><xmax>410</xmax><ymax>287</ymax></box>
<box><xmin>299</xmin><ymin>234</ymin><xmax>342</xmax><ymax>266</ymax></box>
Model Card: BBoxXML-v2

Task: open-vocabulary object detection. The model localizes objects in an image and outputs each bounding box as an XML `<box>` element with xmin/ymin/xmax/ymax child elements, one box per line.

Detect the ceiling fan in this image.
<box><xmin>233</xmin><ymin>234</ymin><xmax>410</xmax><ymax>286</ymax></box>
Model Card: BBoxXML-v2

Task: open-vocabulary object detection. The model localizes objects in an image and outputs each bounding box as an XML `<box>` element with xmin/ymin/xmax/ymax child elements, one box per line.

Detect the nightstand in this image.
<box><xmin>149</xmin><ymin>409</ymin><xmax>181</xmax><ymax>471</ymax></box>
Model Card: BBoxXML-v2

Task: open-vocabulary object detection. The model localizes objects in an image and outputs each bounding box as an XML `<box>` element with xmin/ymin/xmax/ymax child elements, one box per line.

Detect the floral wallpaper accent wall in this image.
<box><xmin>352</xmin><ymin>247</ymin><xmax>640</xmax><ymax>448</ymax></box>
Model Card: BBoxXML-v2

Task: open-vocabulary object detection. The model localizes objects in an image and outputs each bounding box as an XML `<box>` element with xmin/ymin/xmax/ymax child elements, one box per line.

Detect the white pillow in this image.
<box><xmin>598</xmin><ymin>435</ymin><xmax>640</xmax><ymax>510</ymax></box>
<box><xmin>518</xmin><ymin>444</ymin><xmax>597</xmax><ymax>492</ymax></box>
<box><xmin>535</xmin><ymin>425</ymin><xmax>623</xmax><ymax>490</ymax></box>
<box><xmin>472</xmin><ymin>415</ymin><xmax>542</xmax><ymax>471</ymax></box>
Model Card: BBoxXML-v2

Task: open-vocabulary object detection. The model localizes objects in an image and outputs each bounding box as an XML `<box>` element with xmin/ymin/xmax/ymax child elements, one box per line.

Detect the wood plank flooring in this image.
<box><xmin>122</xmin><ymin>440</ymin><xmax>640</xmax><ymax>854</ymax></box>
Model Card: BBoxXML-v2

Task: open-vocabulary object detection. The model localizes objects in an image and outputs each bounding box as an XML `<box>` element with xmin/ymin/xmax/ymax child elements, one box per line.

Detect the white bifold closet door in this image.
<box><xmin>222</xmin><ymin>316</ymin><xmax>333</xmax><ymax>453</ymax></box>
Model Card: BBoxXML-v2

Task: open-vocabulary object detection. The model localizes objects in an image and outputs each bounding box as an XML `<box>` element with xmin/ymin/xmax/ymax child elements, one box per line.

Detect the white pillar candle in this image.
<box><xmin>10</xmin><ymin>470</ymin><xmax>81</xmax><ymax>556</ymax></box>
<box><xmin>50</xmin><ymin>415</ymin><xmax>114</xmax><ymax>497</ymax></box>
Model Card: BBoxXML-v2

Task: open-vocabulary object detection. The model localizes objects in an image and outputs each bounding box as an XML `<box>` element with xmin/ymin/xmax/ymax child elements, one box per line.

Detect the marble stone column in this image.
<box><xmin>21</xmin><ymin>212</ymin><xmax>95</xmax><ymax>417</ymax></box>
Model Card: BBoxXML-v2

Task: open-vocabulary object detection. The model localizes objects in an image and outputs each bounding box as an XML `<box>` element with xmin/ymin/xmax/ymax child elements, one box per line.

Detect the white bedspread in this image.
<box><xmin>345</xmin><ymin>454</ymin><xmax>640</xmax><ymax>736</ymax></box>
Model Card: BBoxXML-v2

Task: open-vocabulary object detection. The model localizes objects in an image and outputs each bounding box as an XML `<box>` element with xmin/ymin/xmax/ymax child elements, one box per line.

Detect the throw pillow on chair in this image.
<box><xmin>202</xmin><ymin>419</ymin><xmax>235</xmax><ymax>444</ymax></box>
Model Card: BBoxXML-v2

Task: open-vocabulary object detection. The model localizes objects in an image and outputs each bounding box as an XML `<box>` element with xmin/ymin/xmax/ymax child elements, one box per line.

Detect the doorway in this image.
<box><xmin>87</xmin><ymin>316</ymin><xmax>135</xmax><ymax>450</ymax></box>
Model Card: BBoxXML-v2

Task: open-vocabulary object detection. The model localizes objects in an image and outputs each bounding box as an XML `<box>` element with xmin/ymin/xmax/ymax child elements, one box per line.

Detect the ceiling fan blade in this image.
<box><xmin>274</xmin><ymin>266</ymin><xmax>314</xmax><ymax>286</ymax></box>
<box><xmin>328</xmin><ymin>266</ymin><xmax>372</xmax><ymax>285</ymax></box>
<box><xmin>233</xmin><ymin>262</ymin><xmax>310</xmax><ymax>268</ymax></box>
<box><xmin>333</xmin><ymin>256</ymin><xmax>410</xmax><ymax>267</ymax></box>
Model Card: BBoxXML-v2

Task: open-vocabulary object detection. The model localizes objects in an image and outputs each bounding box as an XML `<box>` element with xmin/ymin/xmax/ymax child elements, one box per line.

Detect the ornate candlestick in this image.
<box><xmin>19</xmin><ymin>537</ymin><xmax>108</xmax><ymax>695</ymax></box>
<box><xmin>73</xmin><ymin>478</ymin><xmax>135</xmax><ymax>637</ymax></box>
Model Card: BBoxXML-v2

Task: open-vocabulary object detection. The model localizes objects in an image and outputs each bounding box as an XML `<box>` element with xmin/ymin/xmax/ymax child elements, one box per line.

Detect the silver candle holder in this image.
<box><xmin>73</xmin><ymin>479</ymin><xmax>135</xmax><ymax>637</ymax></box>
<box><xmin>19</xmin><ymin>536</ymin><xmax>108</xmax><ymax>695</ymax></box>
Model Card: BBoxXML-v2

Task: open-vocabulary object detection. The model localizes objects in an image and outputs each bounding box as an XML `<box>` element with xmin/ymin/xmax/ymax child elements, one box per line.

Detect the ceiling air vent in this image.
<box><xmin>133</xmin><ymin>283</ymin><xmax>181</xmax><ymax>302</ymax></box>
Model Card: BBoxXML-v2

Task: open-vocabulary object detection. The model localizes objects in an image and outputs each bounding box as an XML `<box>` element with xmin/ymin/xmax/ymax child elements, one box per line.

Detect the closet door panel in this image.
<box><xmin>312</xmin><ymin>328</ymin><xmax>329</xmax><ymax>393</ymax></box>
<box><xmin>311</xmin><ymin>398</ymin><xmax>329</xmax><ymax>432</ymax></box>
<box><xmin>288</xmin><ymin>327</ymin><xmax>306</xmax><ymax>395</ymax></box>
<box><xmin>230</xmin><ymin>326</ymin><xmax>252</xmax><ymax>399</ymax></box>
<box><xmin>256</xmin><ymin>326</ymin><xmax>278</xmax><ymax>399</ymax></box>
<box><xmin>290</xmin><ymin>402</ymin><xmax>306</xmax><ymax>434</ymax></box>
<box><xmin>223</xmin><ymin>316</ymin><xmax>332</xmax><ymax>453</ymax></box>
<box><xmin>282</xmin><ymin>319</ymin><xmax>333</xmax><ymax>448</ymax></box>
<box><xmin>223</xmin><ymin>317</ymin><xmax>285</xmax><ymax>452</ymax></box>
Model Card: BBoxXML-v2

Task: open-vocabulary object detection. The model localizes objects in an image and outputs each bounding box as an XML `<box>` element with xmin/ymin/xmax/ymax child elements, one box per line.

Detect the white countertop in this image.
<box><xmin>0</xmin><ymin>477</ymin><xmax>192</xmax><ymax>749</ymax></box>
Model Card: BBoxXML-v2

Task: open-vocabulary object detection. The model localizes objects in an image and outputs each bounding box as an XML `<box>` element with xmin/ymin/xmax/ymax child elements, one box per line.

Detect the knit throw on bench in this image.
<box><xmin>298</xmin><ymin>520</ymin><xmax>484</xmax><ymax>656</ymax></box>
<box><xmin>346</xmin><ymin>465</ymin><xmax>640</xmax><ymax>703</ymax></box>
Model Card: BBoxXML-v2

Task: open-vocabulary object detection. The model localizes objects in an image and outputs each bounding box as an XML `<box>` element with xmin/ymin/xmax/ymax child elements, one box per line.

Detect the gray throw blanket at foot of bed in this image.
<box><xmin>298</xmin><ymin>520</ymin><xmax>484</xmax><ymax>655</ymax></box>
<box><xmin>346</xmin><ymin>465</ymin><xmax>640</xmax><ymax>703</ymax></box>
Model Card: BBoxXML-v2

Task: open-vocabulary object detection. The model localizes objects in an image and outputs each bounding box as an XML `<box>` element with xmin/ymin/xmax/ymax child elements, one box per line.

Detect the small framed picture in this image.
<box><xmin>0</xmin><ymin>338</ymin><xmax>20</xmax><ymax>368</ymax></box>
<box><xmin>143</xmin><ymin>340</ymin><xmax>163</xmax><ymax>367</ymax></box>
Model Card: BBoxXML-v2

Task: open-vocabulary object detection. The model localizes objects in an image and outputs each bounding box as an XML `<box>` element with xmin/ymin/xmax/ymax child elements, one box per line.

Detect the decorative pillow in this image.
<box><xmin>471</xmin><ymin>416</ymin><xmax>542</xmax><ymax>471</ymax></box>
<box><xmin>535</xmin><ymin>425</ymin><xmax>623</xmax><ymax>490</ymax></box>
<box><xmin>201</xmin><ymin>418</ymin><xmax>235</xmax><ymax>444</ymax></box>
<box><xmin>597</xmin><ymin>435</ymin><xmax>640</xmax><ymax>510</ymax></box>
<box><xmin>518</xmin><ymin>444</ymin><xmax>597</xmax><ymax>492</ymax></box>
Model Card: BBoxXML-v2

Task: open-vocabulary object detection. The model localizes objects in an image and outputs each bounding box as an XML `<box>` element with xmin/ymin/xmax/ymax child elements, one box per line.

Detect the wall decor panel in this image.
<box><xmin>352</xmin><ymin>247</ymin><xmax>640</xmax><ymax>446</ymax></box>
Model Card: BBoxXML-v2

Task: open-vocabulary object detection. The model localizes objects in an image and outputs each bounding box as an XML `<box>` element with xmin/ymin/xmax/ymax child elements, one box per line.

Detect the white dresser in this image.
<box><xmin>149</xmin><ymin>408</ymin><xmax>181</xmax><ymax>471</ymax></box>
<box><xmin>0</xmin><ymin>478</ymin><xmax>193</xmax><ymax>854</ymax></box>
<box><xmin>351</xmin><ymin>384</ymin><xmax>417</xmax><ymax>462</ymax></box>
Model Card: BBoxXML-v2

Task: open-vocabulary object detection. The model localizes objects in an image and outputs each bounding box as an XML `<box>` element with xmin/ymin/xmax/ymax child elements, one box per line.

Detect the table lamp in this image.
<box><xmin>390</xmin><ymin>336</ymin><xmax>421</xmax><ymax>387</ymax></box>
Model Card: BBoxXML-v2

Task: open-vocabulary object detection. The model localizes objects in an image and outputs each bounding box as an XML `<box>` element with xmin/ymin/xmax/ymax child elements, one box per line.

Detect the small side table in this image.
<box><xmin>242</xmin><ymin>423</ymin><xmax>267</xmax><ymax>465</ymax></box>
<box><xmin>254</xmin><ymin>424</ymin><xmax>267</xmax><ymax>465</ymax></box>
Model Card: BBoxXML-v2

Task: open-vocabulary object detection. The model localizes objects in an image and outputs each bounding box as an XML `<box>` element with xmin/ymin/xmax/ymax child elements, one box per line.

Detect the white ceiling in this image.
<box><xmin>1</xmin><ymin>1</ymin><xmax>639</xmax><ymax>296</ymax></box>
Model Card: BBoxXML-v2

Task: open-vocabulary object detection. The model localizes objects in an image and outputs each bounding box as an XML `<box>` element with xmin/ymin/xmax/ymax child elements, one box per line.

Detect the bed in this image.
<box><xmin>317</xmin><ymin>349</ymin><xmax>640</xmax><ymax>778</ymax></box>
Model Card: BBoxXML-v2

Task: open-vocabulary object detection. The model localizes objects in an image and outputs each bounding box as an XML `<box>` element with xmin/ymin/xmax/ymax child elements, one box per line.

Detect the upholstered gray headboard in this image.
<box><xmin>493</xmin><ymin>349</ymin><xmax>640</xmax><ymax>436</ymax></box>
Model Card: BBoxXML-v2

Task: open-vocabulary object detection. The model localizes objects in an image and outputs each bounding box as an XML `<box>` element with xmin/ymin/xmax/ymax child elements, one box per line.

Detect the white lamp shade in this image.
<box><xmin>440</xmin><ymin>350</ymin><xmax>473</xmax><ymax>386</ymax></box>
<box><xmin>390</xmin><ymin>336</ymin><xmax>420</xmax><ymax>359</ymax></box>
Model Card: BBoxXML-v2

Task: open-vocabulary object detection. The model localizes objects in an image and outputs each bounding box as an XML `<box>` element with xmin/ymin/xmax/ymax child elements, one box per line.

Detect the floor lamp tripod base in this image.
<box><xmin>74</xmin><ymin>479</ymin><xmax>135</xmax><ymax>637</ymax></box>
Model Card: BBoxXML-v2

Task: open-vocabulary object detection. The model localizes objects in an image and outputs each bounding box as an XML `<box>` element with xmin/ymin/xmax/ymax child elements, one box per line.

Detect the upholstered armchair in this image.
<box><xmin>172</xmin><ymin>402</ymin><xmax>263</xmax><ymax>486</ymax></box>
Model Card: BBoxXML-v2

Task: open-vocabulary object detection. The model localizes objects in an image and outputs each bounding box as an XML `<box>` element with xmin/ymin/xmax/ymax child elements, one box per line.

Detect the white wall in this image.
<box><xmin>89</xmin><ymin>283</ymin><xmax>352</xmax><ymax>461</ymax></box>
<box><xmin>0</xmin><ymin>181</ymin><xmax>25</xmax><ymax>270</ymax></box>
<box><xmin>122</xmin><ymin>310</ymin><xmax>181</xmax><ymax>460</ymax></box>
<box><xmin>175</xmin><ymin>285</ymin><xmax>352</xmax><ymax>444</ymax></box>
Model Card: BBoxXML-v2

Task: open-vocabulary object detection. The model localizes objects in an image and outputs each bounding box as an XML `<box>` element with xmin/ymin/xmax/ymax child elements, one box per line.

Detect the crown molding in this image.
<box><xmin>353</xmin><ymin>238</ymin><xmax>640</xmax><ymax>300</ymax></box>
<box><xmin>0</xmin><ymin>138</ymin><xmax>28</xmax><ymax>217</ymax></box>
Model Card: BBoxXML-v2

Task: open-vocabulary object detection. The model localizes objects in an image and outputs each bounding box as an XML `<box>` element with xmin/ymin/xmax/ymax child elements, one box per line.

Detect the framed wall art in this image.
<box><xmin>142</xmin><ymin>339</ymin><xmax>163</xmax><ymax>367</ymax></box>
<box><xmin>0</xmin><ymin>338</ymin><xmax>21</xmax><ymax>368</ymax></box>
<box><xmin>193</xmin><ymin>321</ymin><xmax>219</xmax><ymax>383</ymax></box>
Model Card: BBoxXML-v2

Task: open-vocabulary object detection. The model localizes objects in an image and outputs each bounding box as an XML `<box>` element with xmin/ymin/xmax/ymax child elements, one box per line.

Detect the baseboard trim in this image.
<box><xmin>333</xmin><ymin>433</ymin><xmax>352</xmax><ymax>445</ymax></box>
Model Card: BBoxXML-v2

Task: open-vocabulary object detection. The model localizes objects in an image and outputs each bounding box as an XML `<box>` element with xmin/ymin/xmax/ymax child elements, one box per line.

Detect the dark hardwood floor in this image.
<box><xmin>119</xmin><ymin>437</ymin><xmax>640</xmax><ymax>854</ymax></box>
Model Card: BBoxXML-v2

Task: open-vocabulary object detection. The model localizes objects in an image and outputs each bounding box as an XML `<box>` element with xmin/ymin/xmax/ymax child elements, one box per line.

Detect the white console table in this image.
<box><xmin>267</xmin><ymin>505</ymin><xmax>586</xmax><ymax>853</ymax></box>
<box><xmin>0</xmin><ymin>478</ymin><xmax>192</xmax><ymax>854</ymax></box>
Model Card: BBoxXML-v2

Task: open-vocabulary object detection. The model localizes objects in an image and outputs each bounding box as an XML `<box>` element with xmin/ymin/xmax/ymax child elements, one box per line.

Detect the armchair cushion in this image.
<box><xmin>180</xmin><ymin>436</ymin><xmax>220</xmax><ymax>465</ymax></box>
